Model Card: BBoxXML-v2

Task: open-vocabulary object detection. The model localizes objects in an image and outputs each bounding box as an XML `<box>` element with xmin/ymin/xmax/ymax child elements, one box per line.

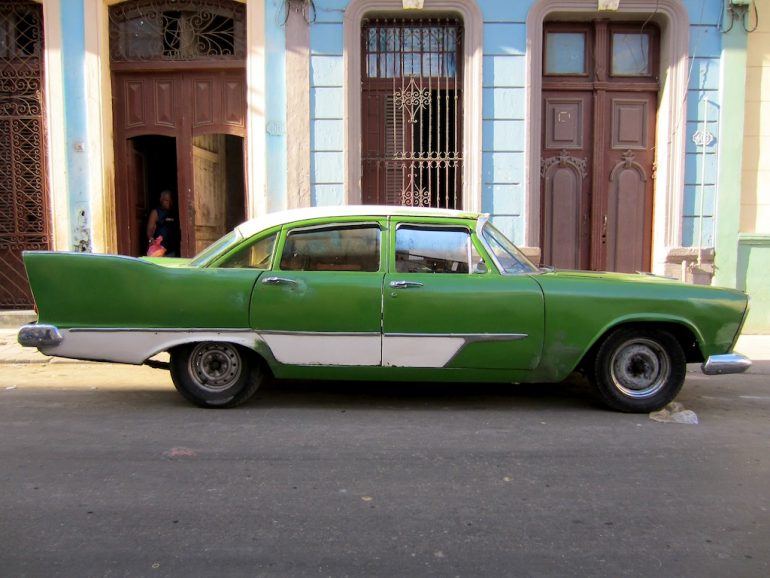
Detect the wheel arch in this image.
<box><xmin>579</xmin><ymin>317</ymin><xmax>705</xmax><ymax>372</ymax></box>
<box><xmin>141</xmin><ymin>332</ymin><xmax>276</xmax><ymax>376</ymax></box>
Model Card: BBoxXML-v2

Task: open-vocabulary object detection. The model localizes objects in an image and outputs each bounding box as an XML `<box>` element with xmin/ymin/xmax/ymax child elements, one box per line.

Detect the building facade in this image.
<box><xmin>0</xmin><ymin>0</ymin><xmax>764</xmax><ymax>331</ymax></box>
<box><xmin>740</xmin><ymin>0</ymin><xmax>769</xmax><ymax>333</ymax></box>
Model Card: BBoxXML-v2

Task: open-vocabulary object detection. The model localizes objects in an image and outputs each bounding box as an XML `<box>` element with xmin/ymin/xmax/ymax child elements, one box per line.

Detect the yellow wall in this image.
<box><xmin>742</xmin><ymin>12</ymin><xmax>770</xmax><ymax>233</ymax></box>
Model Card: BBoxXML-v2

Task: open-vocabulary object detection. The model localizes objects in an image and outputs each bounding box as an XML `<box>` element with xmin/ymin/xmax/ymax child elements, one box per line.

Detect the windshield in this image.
<box><xmin>189</xmin><ymin>230</ymin><xmax>242</xmax><ymax>267</ymax></box>
<box><xmin>481</xmin><ymin>222</ymin><xmax>538</xmax><ymax>274</ymax></box>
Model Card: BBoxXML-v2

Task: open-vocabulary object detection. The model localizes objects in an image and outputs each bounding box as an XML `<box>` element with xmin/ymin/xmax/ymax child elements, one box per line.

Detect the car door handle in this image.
<box><xmin>261</xmin><ymin>276</ymin><xmax>298</xmax><ymax>287</ymax></box>
<box><xmin>389</xmin><ymin>280</ymin><xmax>424</xmax><ymax>289</ymax></box>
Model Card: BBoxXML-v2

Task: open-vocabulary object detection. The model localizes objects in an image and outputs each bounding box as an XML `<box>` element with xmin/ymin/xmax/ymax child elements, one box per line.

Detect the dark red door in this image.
<box><xmin>541</xmin><ymin>21</ymin><xmax>658</xmax><ymax>272</ymax></box>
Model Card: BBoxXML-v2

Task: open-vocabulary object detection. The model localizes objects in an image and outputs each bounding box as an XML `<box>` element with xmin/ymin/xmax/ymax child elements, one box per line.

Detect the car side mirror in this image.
<box><xmin>473</xmin><ymin>261</ymin><xmax>488</xmax><ymax>274</ymax></box>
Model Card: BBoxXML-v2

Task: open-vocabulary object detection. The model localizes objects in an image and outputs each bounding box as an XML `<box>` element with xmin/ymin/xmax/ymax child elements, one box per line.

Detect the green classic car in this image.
<box><xmin>19</xmin><ymin>206</ymin><xmax>751</xmax><ymax>411</ymax></box>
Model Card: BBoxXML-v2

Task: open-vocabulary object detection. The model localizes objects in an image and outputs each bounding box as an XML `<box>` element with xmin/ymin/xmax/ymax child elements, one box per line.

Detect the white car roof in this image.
<box><xmin>235</xmin><ymin>205</ymin><xmax>483</xmax><ymax>238</ymax></box>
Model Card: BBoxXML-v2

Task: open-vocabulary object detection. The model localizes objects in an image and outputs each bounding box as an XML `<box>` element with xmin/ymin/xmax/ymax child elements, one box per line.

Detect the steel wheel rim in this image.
<box><xmin>609</xmin><ymin>338</ymin><xmax>670</xmax><ymax>399</ymax></box>
<box><xmin>188</xmin><ymin>342</ymin><xmax>242</xmax><ymax>392</ymax></box>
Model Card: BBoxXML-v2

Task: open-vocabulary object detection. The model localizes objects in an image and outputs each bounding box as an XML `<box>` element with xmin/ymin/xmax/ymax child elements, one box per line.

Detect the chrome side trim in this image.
<box><xmin>68</xmin><ymin>327</ymin><xmax>254</xmax><ymax>333</ymax></box>
<box><xmin>385</xmin><ymin>332</ymin><xmax>527</xmax><ymax>343</ymax></box>
<box><xmin>260</xmin><ymin>330</ymin><xmax>381</xmax><ymax>337</ymax></box>
<box><xmin>701</xmin><ymin>353</ymin><xmax>752</xmax><ymax>375</ymax></box>
<box><xmin>18</xmin><ymin>324</ymin><xmax>62</xmax><ymax>347</ymax></box>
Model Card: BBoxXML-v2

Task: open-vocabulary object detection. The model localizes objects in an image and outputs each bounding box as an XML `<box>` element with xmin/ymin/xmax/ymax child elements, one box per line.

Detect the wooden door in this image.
<box><xmin>112</xmin><ymin>70</ymin><xmax>246</xmax><ymax>257</ymax></box>
<box><xmin>192</xmin><ymin>134</ymin><xmax>227</xmax><ymax>253</ymax></box>
<box><xmin>541</xmin><ymin>21</ymin><xmax>658</xmax><ymax>272</ymax></box>
<box><xmin>126</xmin><ymin>139</ymin><xmax>148</xmax><ymax>257</ymax></box>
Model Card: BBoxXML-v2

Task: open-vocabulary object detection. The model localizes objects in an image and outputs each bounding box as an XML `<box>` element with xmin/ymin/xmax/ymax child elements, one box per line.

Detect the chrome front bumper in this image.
<box><xmin>18</xmin><ymin>324</ymin><xmax>63</xmax><ymax>348</ymax></box>
<box><xmin>702</xmin><ymin>353</ymin><xmax>752</xmax><ymax>375</ymax></box>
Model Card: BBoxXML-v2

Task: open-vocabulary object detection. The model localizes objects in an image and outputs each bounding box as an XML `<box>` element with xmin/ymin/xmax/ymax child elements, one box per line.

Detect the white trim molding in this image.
<box><xmin>38</xmin><ymin>0</ymin><xmax>68</xmax><ymax>251</ymax></box>
<box><xmin>525</xmin><ymin>0</ymin><xmax>690</xmax><ymax>275</ymax></box>
<box><xmin>343</xmin><ymin>0</ymin><xmax>483</xmax><ymax>211</ymax></box>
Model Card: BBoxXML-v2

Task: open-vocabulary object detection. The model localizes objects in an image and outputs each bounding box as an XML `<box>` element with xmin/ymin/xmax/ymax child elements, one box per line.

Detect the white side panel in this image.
<box><xmin>262</xmin><ymin>334</ymin><xmax>381</xmax><ymax>366</ymax></box>
<box><xmin>39</xmin><ymin>330</ymin><xmax>260</xmax><ymax>365</ymax></box>
<box><xmin>382</xmin><ymin>336</ymin><xmax>465</xmax><ymax>368</ymax></box>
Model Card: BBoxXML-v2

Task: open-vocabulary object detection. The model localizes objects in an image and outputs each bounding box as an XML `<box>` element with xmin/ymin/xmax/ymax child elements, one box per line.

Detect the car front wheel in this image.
<box><xmin>592</xmin><ymin>328</ymin><xmax>686</xmax><ymax>413</ymax></box>
<box><xmin>170</xmin><ymin>342</ymin><xmax>263</xmax><ymax>408</ymax></box>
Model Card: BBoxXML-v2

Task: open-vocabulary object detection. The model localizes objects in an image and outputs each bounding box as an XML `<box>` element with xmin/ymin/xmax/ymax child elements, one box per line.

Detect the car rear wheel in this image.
<box><xmin>592</xmin><ymin>328</ymin><xmax>686</xmax><ymax>413</ymax></box>
<box><xmin>170</xmin><ymin>342</ymin><xmax>263</xmax><ymax>408</ymax></box>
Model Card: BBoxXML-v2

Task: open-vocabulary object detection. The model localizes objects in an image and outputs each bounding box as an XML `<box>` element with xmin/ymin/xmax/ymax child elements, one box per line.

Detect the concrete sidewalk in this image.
<box><xmin>1</xmin><ymin>326</ymin><xmax>767</xmax><ymax>365</ymax></box>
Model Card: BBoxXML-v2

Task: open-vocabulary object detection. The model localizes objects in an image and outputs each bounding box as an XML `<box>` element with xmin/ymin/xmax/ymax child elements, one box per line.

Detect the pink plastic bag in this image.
<box><xmin>147</xmin><ymin>236</ymin><xmax>166</xmax><ymax>257</ymax></box>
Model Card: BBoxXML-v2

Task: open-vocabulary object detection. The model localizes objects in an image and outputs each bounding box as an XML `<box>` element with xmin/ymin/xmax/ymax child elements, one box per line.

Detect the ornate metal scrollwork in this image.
<box><xmin>394</xmin><ymin>78</ymin><xmax>432</xmax><ymax>124</ymax></box>
<box><xmin>109</xmin><ymin>0</ymin><xmax>246</xmax><ymax>62</ymax></box>
<box><xmin>0</xmin><ymin>0</ymin><xmax>49</xmax><ymax>308</ymax></box>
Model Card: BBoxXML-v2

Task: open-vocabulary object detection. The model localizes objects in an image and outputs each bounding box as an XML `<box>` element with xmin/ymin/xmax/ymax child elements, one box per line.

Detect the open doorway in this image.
<box><xmin>127</xmin><ymin>135</ymin><xmax>178</xmax><ymax>257</ymax></box>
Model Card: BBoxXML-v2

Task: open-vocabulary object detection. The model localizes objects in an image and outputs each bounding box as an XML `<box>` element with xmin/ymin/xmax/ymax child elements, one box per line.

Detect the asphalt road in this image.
<box><xmin>1</xmin><ymin>362</ymin><xmax>769</xmax><ymax>577</ymax></box>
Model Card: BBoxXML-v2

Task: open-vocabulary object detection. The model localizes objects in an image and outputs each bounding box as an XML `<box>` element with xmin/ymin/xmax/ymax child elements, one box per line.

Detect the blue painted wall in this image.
<box><xmin>478</xmin><ymin>7</ymin><xmax>527</xmax><ymax>244</ymax></box>
<box><xmin>683</xmin><ymin>0</ymin><xmax>723</xmax><ymax>248</ymax></box>
<box><xmin>266</xmin><ymin>0</ymin><xmax>289</xmax><ymax>212</ymax></box>
<box><xmin>310</xmin><ymin>2</ymin><xmax>346</xmax><ymax>206</ymax></box>
<box><xmin>305</xmin><ymin>0</ymin><xmax>726</xmax><ymax>248</ymax></box>
<box><xmin>61</xmin><ymin>0</ymin><xmax>90</xmax><ymax>251</ymax></box>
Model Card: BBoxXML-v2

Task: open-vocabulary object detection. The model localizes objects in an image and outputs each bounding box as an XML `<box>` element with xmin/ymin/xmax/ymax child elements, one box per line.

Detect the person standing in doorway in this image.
<box><xmin>146</xmin><ymin>190</ymin><xmax>180</xmax><ymax>257</ymax></box>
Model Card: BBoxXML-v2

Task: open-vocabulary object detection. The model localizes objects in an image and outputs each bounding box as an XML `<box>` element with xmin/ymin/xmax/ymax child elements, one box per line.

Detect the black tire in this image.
<box><xmin>169</xmin><ymin>342</ymin><xmax>263</xmax><ymax>408</ymax></box>
<box><xmin>591</xmin><ymin>327</ymin><xmax>686</xmax><ymax>413</ymax></box>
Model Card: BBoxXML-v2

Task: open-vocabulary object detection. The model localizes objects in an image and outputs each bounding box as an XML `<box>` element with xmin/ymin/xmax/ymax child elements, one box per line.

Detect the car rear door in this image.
<box><xmin>382</xmin><ymin>219</ymin><xmax>544</xmax><ymax>370</ymax></box>
<box><xmin>249</xmin><ymin>220</ymin><xmax>385</xmax><ymax>366</ymax></box>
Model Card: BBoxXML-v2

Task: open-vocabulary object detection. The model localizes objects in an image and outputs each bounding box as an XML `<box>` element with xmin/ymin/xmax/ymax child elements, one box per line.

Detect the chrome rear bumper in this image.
<box><xmin>702</xmin><ymin>353</ymin><xmax>752</xmax><ymax>375</ymax></box>
<box><xmin>18</xmin><ymin>324</ymin><xmax>63</xmax><ymax>347</ymax></box>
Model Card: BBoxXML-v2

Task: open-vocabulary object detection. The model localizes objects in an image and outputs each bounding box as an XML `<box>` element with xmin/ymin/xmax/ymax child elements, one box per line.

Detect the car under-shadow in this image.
<box><xmin>237</xmin><ymin>371</ymin><xmax>604</xmax><ymax>412</ymax></box>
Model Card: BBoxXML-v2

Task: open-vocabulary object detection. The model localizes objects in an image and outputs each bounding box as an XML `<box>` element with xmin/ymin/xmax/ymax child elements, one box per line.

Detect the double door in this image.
<box><xmin>540</xmin><ymin>21</ymin><xmax>658</xmax><ymax>272</ymax></box>
<box><xmin>113</xmin><ymin>69</ymin><xmax>246</xmax><ymax>257</ymax></box>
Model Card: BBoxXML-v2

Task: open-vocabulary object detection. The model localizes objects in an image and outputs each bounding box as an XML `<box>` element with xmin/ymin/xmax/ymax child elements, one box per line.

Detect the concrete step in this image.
<box><xmin>0</xmin><ymin>310</ymin><xmax>37</xmax><ymax>329</ymax></box>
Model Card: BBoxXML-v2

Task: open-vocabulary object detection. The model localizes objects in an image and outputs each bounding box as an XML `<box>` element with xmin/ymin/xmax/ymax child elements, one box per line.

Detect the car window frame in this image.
<box><xmin>214</xmin><ymin>231</ymin><xmax>279</xmax><ymax>270</ymax></box>
<box><xmin>388</xmin><ymin>217</ymin><xmax>491</xmax><ymax>275</ymax></box>
<box><xmin>274</xmin><ymin>218</ymin><xmax>386</xmax><ymax>273</ymax></box>
<box><xmin>202</xmin><ymin>226</ymin><xmax>281</xmax><ymax>269</ymax></box>
<box><xmin>476</xmin><ymin>216</ymin><xmax>539</xmax><ymax>275</ymax></box>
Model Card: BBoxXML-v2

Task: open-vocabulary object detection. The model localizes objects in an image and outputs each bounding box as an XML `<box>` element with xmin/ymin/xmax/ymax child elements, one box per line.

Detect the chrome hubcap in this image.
<box><xmin>610</xmin><ymin>338</ymin><xmax>670</xmax><ymax>398</ymax></box>
<box><xmin>189</xmin><ymin>343</ymin><xmax>242</xmax><ymax>392</ymax></box>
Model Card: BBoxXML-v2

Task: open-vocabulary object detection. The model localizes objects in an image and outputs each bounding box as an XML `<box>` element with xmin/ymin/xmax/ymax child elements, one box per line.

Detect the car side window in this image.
<box><xmin>218</xmin><ymin>233</ymin><xmax>277</xmax><ymax>269</ymax></box>
<box><xmin>395</xmin><ymin>225</ymin><xmax>483</xmax><ymax>274</ymax></box>
<box><xmin>279</xmin><ymin>224</ymin><xmax>381</xmax><ymax>272</ymax></box>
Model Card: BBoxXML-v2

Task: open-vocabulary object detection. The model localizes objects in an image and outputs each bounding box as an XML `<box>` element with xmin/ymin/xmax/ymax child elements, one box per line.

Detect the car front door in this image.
<box><xmin>382</xmin><ymin>220</ymin><xmax>544</xmax><ymax>370</ymax></box>
<box><xmin>249</xmin><ymin>221</ymin><xmax>385</xmax><ymax>366</ymax></box>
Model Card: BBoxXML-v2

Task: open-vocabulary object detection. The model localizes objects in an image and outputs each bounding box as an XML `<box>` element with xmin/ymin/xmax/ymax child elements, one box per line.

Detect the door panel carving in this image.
<box><xmin>155</xmin><ymin>80</ymin><xmax>175</xmax><ymax>126</ymax></box>
<box><xmin>611</xmin><ymin>99</ymin><xmax>648</xmax><ymax>150</ymax></box>
<box><xmin>223</xmin><ymin>79</ymin><xmax>244</xmax><ymax>124</ymax></box>
<box><xmin>541</xmin><ymin>151</ymin><xmax>589</xmax><ymax>270</ymax></box>
<box><xmin>545</xmin><ymin>99</ymin><xmax>584</xmax><ymax>149</ymax></box>
<box><xmin>193</xmin><ymin>79</ymin><xmax>215</xmax><ymax>126</ymax></box>
<box><xmin>125</xmin><ymin>81</ymin><xmax>145</xmax><ymax>126</ymax></box>
<box><xmin>608</xmin><ymin>153</ymin><xmax>647</xmax><ymax>272</ymax></box>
